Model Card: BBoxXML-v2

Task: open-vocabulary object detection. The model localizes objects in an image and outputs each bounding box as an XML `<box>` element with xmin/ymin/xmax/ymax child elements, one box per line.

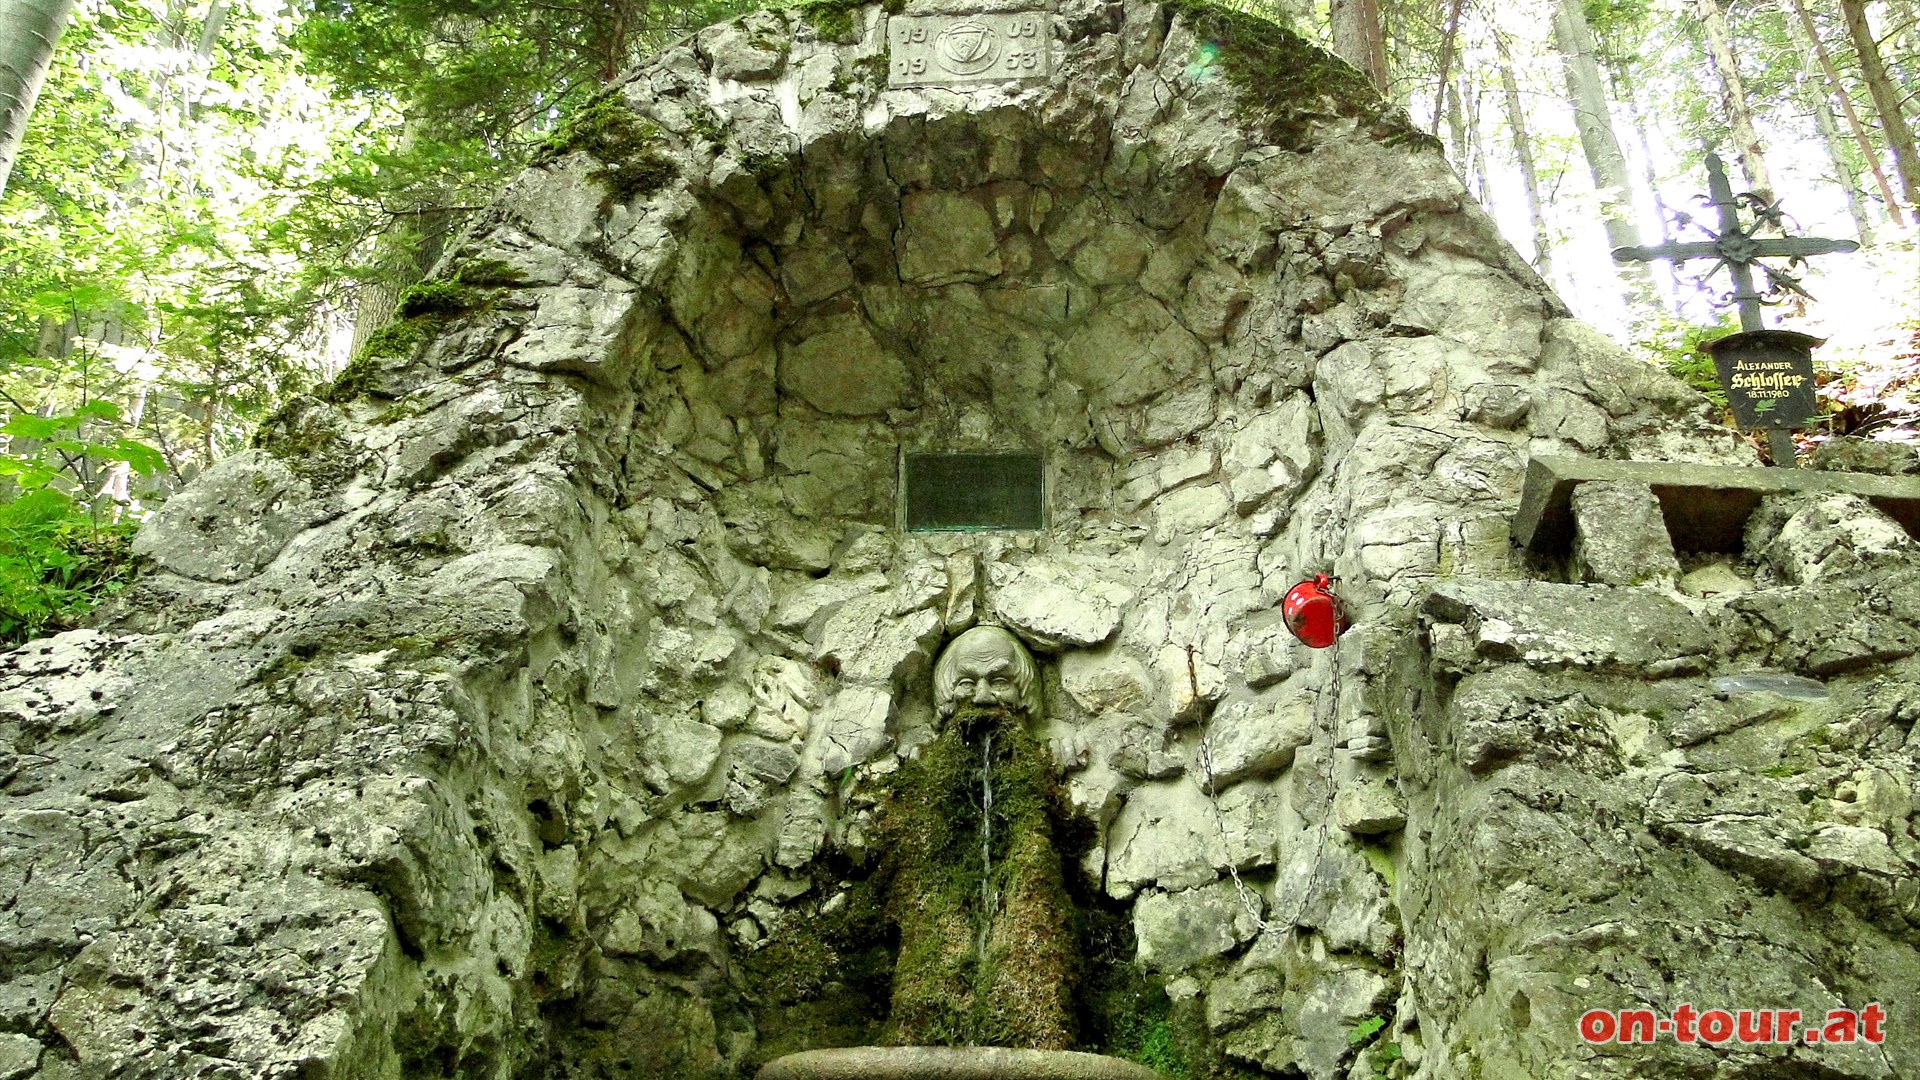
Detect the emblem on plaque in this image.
<box><xmin>935</xmin><ymin>21</ymin><xmax>1000</xmax><ymax>74</ymax></box>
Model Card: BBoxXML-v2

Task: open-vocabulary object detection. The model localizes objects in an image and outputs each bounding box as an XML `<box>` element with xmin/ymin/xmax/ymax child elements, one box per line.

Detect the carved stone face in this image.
<box><xmin>933</xmin><ymin>625</ymin><xmax>1039</xmax><ymax>720</ymax></box>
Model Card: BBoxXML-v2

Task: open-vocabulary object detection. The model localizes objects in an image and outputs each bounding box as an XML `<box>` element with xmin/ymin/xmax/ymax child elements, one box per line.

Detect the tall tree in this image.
<box><xmin>1549</xmin><ymin>0</ymin><xmax>1650</xmax><ymax>298</ymax></box>
<box><xmin>0</xmin><ymin>0</ymin><xmax>77</xmax><ymax>199</ymax></box>
<box><xmin>1331</xmin><ymin>0</ymin><xmax>1390</xmax><ymax>93</ymax></box>
<box><xmin>1691</xmin><ymin>0</ymin><xmax>1775</xmax><ymax>202</ymax></box>
<box><xmin>1495</xmin><ymin>35</ymin><xmax>1553</xmax><ymax>277</ymax></box>
<box><xmin>1429</xmin><ymin>0</ymin><xmax>1467</xmax><ymax>131</ymax></box>
<box><xmin>1786</xmin><ymin>0</ymin><xmax>1905</xmax><ymax>226</ymax></box>
<box><xmin>1837</xmin><ymin>0</ymin><xmax>1920</xmax><ymax>214</ymax></box>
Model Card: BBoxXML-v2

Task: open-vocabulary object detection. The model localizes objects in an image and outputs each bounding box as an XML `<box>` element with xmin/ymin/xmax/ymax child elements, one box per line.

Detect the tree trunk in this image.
<box><xmin>1838</xmin><ymin>0</ymin><xmax>1920</xmax><ymax>215</ymax></box>
<box><xmin>1548</xmin><ymin>0</ymin><xmax>1650</xmax><ymax>300</ymax></box>
<box><xmin>1330</xmin><ymin>0</ymin><xmax>1389</xmax><ymax>95</ymax></box>
<box><xmin>0</xmin><ymin>0</ymin><xmax>77</xmax><ymax>199</ymax></box>
<box><xmin>1810</xmin><ymin>73</ymin><xmax>1876</xmax><ymax>245</ymax></box>
<box><xmin>1430</xmin><ymin>0</ymin><xmax>1466</xmax><ymax>132</ymax></box>
<box><xmin>1693</xmin><ymin>0</ymin><xmax>1775</xmax><ymax>203</ymax></box>
<box><xmin>1466</xmin><ymin>79</ymin><xmax>1492</xmax><ymax>205</ymax></box>
<box><xmin>1606</xmin><ymin>63</ymin><xmax>1685</xmax><ymax>311</ymax></box>
<box><xmin>1496</xmin><ymin>37</ymin><xmax>1553</xmax><ymax>278</ymax></box>
<box><xmin>347</xmin><ymin>209</ymin><xmax>456</xmax><ymax>358</ymax></box>
<box><xmin>1788</xmin><ymin>0</ymin><xmax>1905</xmax><ymax>226</ymax></box>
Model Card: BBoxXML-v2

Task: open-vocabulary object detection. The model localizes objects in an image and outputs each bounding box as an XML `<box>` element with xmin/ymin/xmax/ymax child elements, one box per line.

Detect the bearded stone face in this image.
<box><xmin>932</xmin><ymin>625</ymin><xmax>1040</xmax><ymax>720</ymax></box>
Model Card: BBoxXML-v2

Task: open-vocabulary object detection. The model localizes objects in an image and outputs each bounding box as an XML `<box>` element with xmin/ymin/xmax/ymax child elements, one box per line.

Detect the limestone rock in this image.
<box><xmin>1199</xmin><ymin>692</ymin><xmax>1314</xmax><ymax>785</ymax></box>
<box><xmin>1748</xmin><ymin>492</ymin><xmax>1916</xmax><ymax>585</ymax></box>
<box><xmin>10</xmin><ymin>3</ymin><xmax>1920</xmax><ymax>1077</ymax></box>
<box><xmin>1424</xmin><ymin>579</ymin><xmax>1714</xmax><ymax>676</ymax></box>
<box><xmin>1060</xmin><ymin>646</ymin><xmax>1156</xmax><ymax>716</ymax></box>
<box><xmin>898</xmin><ymin>190</ymin><xmax>1002</xmax><ymax>285</ymax></box>
<box><xmin>779</xmin><ymin>312</ymin><xmax>910</xmax><ymax>416</ymax></box>
<box><xmin>133</xmin><ymin>449</ymin><xmax>333</xmax><ymax>582</ymax></box>
<box><xmin>1133</xmin><ymin>880</ymin><xmax>1261</xmax><ymax>973</ymax></box>
<box><xmin>1570</xmin><ymin>480</ymin><xmax>1680</xmax><ymax>588</ymax></box>
<box><xmin>1104</xmin><ymin>778</ymin><xmax>1227</xmax><ymax>898</ymax></box>
<box><xmin>987</xmin><ymin>562</ymin><xmax>1134</xmax><ymax>650</ymax></box>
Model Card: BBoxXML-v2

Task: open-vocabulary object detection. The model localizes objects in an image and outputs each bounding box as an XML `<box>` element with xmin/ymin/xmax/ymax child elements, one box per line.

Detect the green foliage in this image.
<box><xmin>1094</xmin><ymin>978</ymin><xmax>1190</xmax><ymax>1078</ymax></box>
<box><xmin>0</xmin><ymin>401</ymin><xmax>166</xmax><ymax>491</ymax></box>
<box><xmin>1631</xmin><ymin>310</ymin><xmax>1741</xmax><ymax>411</ymax></box>
<box><xmin>0</xmin><ymin>489</ymin><xmax>138</xmax><ymax>647</ymax></box>
<box><xmin>1349</xmin><ymin>1014</ymin><xmax>1388</xmax><ymax>1046</ymax></box>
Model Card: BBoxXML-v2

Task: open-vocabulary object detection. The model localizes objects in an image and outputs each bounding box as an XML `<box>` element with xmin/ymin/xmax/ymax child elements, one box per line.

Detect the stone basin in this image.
<box><xmin>754</xmin><ymin>1047</ymin><xmax>1163</xmax><ymax>1080</ymax></box>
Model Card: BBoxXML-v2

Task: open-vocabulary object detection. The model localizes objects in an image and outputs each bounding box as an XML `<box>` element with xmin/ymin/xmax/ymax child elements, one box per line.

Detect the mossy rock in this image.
<box><xmin>252</xmin><ymin>394</ymin><xmax>364</xmax><ymax>487</ymax></box>
<box><xmin>1163</xmin><ymin>0</ymin><xmax>1433</xmax><ymax>152</ymax></box>
<box><xmin>538</xmin><ymin>91</ymin><xmax>680</xmax><ymax>206</ymax></box>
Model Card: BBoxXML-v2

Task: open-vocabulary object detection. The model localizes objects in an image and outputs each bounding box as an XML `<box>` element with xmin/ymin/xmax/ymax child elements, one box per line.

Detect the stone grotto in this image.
<box><xmin>4</xmin><ymin>0</ymin><xmax>1920</xmax><ymax>1077</ymax></box>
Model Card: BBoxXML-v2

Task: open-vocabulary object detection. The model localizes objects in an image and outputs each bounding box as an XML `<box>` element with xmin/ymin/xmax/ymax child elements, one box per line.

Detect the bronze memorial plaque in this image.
<box><xmin>903</xmin><ymin>452</ymin><xmax>1045</xmax><ymax>531</ymax></box>
<box><xmin>887</xmin><ymin>13</ymin><xmax>1053</xmax><ymax>88</ymax></box>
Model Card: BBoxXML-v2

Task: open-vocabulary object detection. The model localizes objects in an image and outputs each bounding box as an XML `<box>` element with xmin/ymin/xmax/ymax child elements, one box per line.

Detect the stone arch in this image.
<box><xmin>25</xmin><ymin>4</ymin><xmax>1910</xmax><ymax>1080</ymax></box>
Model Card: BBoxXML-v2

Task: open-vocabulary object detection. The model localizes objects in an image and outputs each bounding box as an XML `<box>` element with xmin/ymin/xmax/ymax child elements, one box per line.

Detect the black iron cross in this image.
<box><xmin>1612</xmin><ymin>151</ymin><xmax>1859</xmax><ymax>333</ymax></box>
<box><xmin>1613</xmin><ymin>151</ymin><xmax>1858</xmax><ymax>465</ymax></box>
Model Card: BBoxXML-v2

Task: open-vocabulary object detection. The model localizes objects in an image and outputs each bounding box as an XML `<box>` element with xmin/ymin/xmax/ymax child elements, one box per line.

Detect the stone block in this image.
<box><xmin>1133</xmin><ymin>880</ymin><xmax>1261</xmax><ymax>972</ymax></box>
<box><xmin>1514</xmin><ymin>454</ymin><xmax>1920</xmax><ymax>555</ymax></box>
<box><xmin>1569</xmin><ymin>479</ymin><xmax>1679</xmax><ymax>587</ymax></box>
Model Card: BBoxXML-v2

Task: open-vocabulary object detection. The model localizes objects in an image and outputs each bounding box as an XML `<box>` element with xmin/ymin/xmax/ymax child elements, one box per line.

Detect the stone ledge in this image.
<box><xmin>755</xmin><ymin>1048</ymin><xmax>1164</xmax><ymax>1080</ymax></box>
<box><xmin>1513</xmin><ymin>455</ymin><xmax>1920</xmax><ymax>555</ymax></box>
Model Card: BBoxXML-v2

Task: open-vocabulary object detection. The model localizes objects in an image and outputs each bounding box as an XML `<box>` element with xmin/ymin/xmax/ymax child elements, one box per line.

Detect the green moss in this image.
<box><xmin>320</xmin><ymin>278</ymin><xmax>502</xmax><ymax>404</ymax></box>
<box><xmin>541</xmin><ymin>92</ymin><xmax>651</xmax><ymax>160</ymax></box>
<box><xmin>253</xmin><ymin>653</ymin><xmax>309</xmax><ymax>684</ymax></box>
<box><xmin>687</xmin><ymin>108</ymin><xmax>728</xmax><ymax>145</ymax></box>
<box><xmin>1359</xmin><ymin>841</ymin><xmax>1397</xmax><ymax>886</ymax></box>
<box><xmin>601</xmin><ymin>155</ymin><xmax>679</xmax><ymax>203</ymax></box>
<box><xmin>538</xmin><ymin>90</ymin><xmax>680</xmax><ymax>206</ymax></box>
<box><xmin>743</xmin><ymin>876</ymin><xmax>894</xmax><ymax>1066</ymax></box>
<box><xmin>1161</xmin><ymin>0</ymin><xmax>1433</xmax><ymax>151</ymax></box>
<box><xmin>452</xmin><ymin>258</ymin><xmax>529</xmax><ymax>288</ymax></box>
<box><xmin>796</xmin><ymin>0</ymin><xmax>858</xmax><ymax>42</ymax></box>
<box><xmin>395</xmin><ymin>280</ymin><xmax>483</xmax><ymax>320</ymax></box>
<box><xmin>1088</xmin><ymin>971</ymin><xmax>1190</xmax><ymax>1078</ymax></box>
<box><xmin>877</xmin><ymin>705</ymin><xmax>1079</xmax><ymax>1049</ymax></box>
<box><xmin>740</xmin><ymin>145</ymin><xmax>792</xmax><ymax>182</ymax></box>
<box><xmin>321</xmin><ymin>318</ymin><xmax>433</xmax><ymax>403</ymax></box>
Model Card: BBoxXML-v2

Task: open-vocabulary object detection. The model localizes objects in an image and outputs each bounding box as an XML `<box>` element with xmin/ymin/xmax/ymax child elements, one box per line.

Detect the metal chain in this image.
<box><xmin>1198</xmin><ymin>643</ymin><xmax>1342</xmax><ymax>935</ymax></box>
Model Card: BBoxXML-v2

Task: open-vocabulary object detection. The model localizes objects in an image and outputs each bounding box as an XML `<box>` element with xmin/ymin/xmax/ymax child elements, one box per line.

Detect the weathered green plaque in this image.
<box><xmin>904</xmin><ymin>453</ymin><xmax>1044</xmax><ymax>531</ymax></box>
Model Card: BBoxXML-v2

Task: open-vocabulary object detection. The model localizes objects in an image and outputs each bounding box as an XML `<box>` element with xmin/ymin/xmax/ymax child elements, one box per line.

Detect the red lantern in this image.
<box><xmin>1282</xmin><ymin>574</ymin><xmax>1345</xmax><ymax>649</ymax></box>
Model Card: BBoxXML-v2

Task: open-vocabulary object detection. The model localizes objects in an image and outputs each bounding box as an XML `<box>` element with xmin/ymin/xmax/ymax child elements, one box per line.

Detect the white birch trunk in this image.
<box><xmin>0</xmin><ymin>0</ymin><xmax>77</xmax><ymax>199</ymax></box>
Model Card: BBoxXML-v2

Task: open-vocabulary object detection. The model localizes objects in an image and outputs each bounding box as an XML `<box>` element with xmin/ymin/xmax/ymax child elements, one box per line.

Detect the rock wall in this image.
<box><xmin>4</xmin><ymin>1</ymin><xmax>1917</xmax><ymax>1078</ymax></box>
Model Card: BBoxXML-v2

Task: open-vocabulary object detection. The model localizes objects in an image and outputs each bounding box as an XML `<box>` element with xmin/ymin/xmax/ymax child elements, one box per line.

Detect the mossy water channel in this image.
<box><xmin>743</xmin><ymin>704</ymin><xmax>1189</xmax><ymax>1075</ymax></box>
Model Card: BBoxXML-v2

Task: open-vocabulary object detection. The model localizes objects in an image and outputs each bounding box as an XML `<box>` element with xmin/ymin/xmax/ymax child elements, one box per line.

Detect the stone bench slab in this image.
<box><xmin>755</xmin><ymin>1048</ymin><xmax>1163</xmax><ymax>1080</ymax></box>
<box><xmin>1513</xmin><ymin>455</ymin><xmax>1920</xmax><ymax>555</ymax></box>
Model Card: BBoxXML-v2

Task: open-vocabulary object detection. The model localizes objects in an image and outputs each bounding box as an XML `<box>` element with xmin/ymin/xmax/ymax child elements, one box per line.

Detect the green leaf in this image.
<box><xmin>1349</xmin><ymin>1015</ymin><xmax>1387</xmax><ymax>1045</ymax></box>
<box><xmin>0</xmin><ymin>414</ymin><xmax>62</xmax><ymax>440</ymax></box>
<box><xmin>95</xmin><ymin>438</ymin><xmax>167</xmax><ymax>476</ymax></box>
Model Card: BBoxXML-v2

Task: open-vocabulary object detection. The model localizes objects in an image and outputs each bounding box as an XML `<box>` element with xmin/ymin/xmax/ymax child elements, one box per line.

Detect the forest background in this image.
<box><xmin>0</xmin><ymin>0</ymin><xmax>1915</xmax><ymax>644</ymax></box>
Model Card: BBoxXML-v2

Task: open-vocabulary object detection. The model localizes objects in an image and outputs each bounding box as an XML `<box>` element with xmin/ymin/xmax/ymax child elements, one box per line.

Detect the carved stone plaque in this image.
<box><xmin>887</xmin><ymin>13</ymin><xmax>1053</xmax><ymax>88</ymax></box>
<box><xmin>903</xmin><ymin>452</ymin><xmax>1045</xmax><ymax>531</ymax></box>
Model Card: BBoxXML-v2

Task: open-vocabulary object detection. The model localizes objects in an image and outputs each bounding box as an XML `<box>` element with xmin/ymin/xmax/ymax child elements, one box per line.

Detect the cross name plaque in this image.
<box><xmin>888</xmin><ymin>13</ymin><xmax>1054</xmax><ymax>88</ymax></box>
